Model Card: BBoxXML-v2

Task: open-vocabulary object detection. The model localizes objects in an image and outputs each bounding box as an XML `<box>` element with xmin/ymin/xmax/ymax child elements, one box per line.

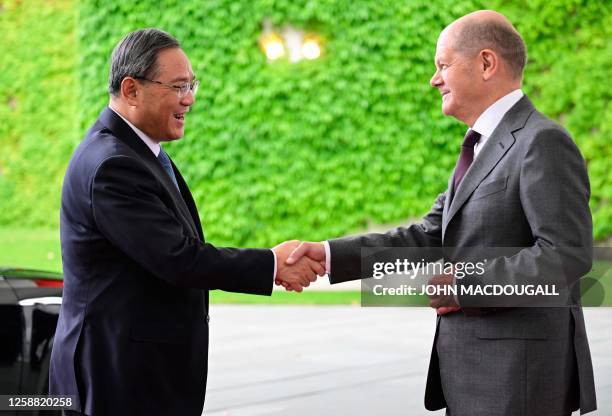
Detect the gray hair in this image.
<box><xmin>454</xmin><ymin>20</ymin><xmax>527</xmax><ymax>80</ymax></box>
<box><xmin>108</xmin><ymin>28</ymin><xmax>180</xmax><ymax>96</ymax></box>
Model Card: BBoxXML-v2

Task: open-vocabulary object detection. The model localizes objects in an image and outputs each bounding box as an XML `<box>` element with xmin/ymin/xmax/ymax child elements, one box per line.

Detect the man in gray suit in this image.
<box><xmin>283</xmin><ymin>10</ymin><xmax>596</xmax><ymax>416</ymax></box>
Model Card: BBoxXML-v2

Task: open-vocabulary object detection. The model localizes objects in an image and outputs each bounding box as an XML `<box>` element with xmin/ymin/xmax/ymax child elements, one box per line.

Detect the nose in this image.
<box><xmin>430</xmin><ymin>69</ymin><xmax>442</xmax><ymax>88</ymax></box>
<box><xmin>181</xmin><ymin>90</ymin><xmax>195</xmax><ymax>106</ymax></box>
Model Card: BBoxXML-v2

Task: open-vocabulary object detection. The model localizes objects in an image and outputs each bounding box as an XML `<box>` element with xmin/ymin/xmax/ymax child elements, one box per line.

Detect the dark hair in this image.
<box><xmin>454</xmin><ymin>20</ymin><xmax>527</xmax><ymax>80</ymax></box>
<box><xmin>108</xmin><ymin>28</ymin><xmax>180</xmax><ymax>96</ymax></box>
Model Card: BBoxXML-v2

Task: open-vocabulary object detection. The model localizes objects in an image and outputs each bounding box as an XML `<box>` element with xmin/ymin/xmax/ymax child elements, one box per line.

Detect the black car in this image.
<box><xmin>0</xmin><ymin>268</ymin><xmax>63</xmax><ymax>415</ymax></box>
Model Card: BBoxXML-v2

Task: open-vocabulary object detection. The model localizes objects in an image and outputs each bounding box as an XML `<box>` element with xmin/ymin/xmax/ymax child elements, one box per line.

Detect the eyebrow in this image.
<box><xmin>435</xmin><ymin>57</ymin><xmax>448</xmax><ymax>66</ymax></box>
<box><xmin>168</xmin><ymin>74</ymin><xmax>196</xmax><ymax>83</ymax></box>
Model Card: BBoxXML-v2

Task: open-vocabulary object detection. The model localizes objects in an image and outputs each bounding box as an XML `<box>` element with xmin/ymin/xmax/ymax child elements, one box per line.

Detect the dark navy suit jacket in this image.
<box><xmin>50</xmin><ymin>107</ymin><xmax>274</xmax><ymax>415</ymax></box>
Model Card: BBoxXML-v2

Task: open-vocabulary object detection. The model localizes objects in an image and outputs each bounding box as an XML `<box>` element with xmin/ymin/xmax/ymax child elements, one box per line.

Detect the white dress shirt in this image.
<box><xmin>471</xmin><ymin>89</ymin><xmax>524</xmax><ymax>159</ymax></box>
<box><xmin>108</xmin><ymin>105</ymin><xmax>161</xmax><ymax>157</ymax></box>
<box><xmin>323</xmin><ymin>89</ymin><xmax>524</xmax><ymax>274</ymax></box>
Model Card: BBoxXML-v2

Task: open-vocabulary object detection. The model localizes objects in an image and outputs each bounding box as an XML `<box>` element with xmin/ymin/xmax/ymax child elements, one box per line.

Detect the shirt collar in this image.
<box><xmin>108</xmin><ymin>105</ymin><xmax>161</xmax><ymax>157</ymax></box>
<box><xmin>471</xmin><ymin>89</ymin><xmax>524</xmax><ymax>138</ymax></box>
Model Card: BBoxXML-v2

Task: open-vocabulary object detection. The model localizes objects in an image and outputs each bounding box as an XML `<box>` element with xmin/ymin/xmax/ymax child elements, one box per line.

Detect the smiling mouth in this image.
<box><xmin>173</xmin><ymin>113</ymin><xmax>185</xmax><ymax>120</ymax></box>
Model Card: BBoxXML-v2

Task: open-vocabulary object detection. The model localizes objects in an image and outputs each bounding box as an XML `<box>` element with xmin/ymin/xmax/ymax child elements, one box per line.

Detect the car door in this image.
<box><xmin>5</xmin><ymin>277</ymin><xmax>61</xmax><ymax>396</ymax></box>
<box><xmin>0</xmin><ymin>278</ymin><xmax>22</xmax><ymax>395</ymax></box>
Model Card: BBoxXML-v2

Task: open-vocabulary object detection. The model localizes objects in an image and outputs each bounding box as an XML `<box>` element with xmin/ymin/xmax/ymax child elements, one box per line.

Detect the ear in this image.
<box><xmin>120</xmin><ymin>77</ymin><xmax>140</xmax><ymax>106</ymax></box>
<box><xmin>479</xmin><ymin>49</ymin><xmax>499</xmax><ymax>81</ymax></box>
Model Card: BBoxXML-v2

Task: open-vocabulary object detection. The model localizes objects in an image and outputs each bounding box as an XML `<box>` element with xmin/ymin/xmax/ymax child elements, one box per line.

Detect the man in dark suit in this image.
<box><xmin>285</xmin><ymin>10</ymin><xmax>596</xmax><ymax>416</ymax></box>
<box><xmin>50</xmin><ymin>28</ymin><xmax>323</xmax><ymax>416</ymax></box>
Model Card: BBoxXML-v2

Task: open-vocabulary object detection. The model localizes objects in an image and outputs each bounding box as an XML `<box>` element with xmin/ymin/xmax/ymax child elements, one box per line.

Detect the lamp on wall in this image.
<box><xmin>259</xmin><ymin>19</ymin><xmax>322</xmax><ymax>63</ymax></box>
<box><xmin>259</xmin><ymin>20</ymin><xmax>286</xmax><ymax>61</ymax></box>
<box><xmin>301</xmin><ymin>34</ymin><xmax>321</xmax><ymax>60</ymax></box>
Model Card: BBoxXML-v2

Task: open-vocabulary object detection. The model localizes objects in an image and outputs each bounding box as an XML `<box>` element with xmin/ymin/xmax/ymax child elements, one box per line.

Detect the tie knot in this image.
<box><xmin>462</xmin><ymin>129</ymin><xmax>480</xmax><ymax>147</ymax></box>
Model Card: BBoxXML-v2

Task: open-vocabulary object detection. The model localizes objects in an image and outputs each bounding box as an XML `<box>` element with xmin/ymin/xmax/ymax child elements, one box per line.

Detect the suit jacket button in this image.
<box><xmin>206</xmin><ymin>315</ymin><xmax>210</xmax><ymax>324</ymax></box>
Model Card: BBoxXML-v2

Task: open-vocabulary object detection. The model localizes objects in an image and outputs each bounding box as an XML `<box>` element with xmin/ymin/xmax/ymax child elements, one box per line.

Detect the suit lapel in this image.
<box><xmin>442</xmin><ymin>174</ymin><xmax>454</xmax><ymax>240</ymax></box>
<box><xmin>170</xmin><ymin>159</ymin><xmax>205</xmax><ymax>241</ymax></box>
<box><xmin>442</xmin><ymin>96</ymin><xmax>535</xmax><ymax>234</ymax></box>
<box><xmin>98</xmin><ymin>107</ymin><xmax>200</xmax><ymax>237</ymax></box>
<box><xmin>444</xmin><ymin>125</ymin><xmax>515</xmax><ymax>226</ymax></box>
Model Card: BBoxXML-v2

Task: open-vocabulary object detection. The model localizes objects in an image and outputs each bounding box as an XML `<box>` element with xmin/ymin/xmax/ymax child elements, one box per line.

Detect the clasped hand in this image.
<box><xmin>272</xmin><ymin>241</ymin><xmax>326</xmax><ymax>292</ymax></box>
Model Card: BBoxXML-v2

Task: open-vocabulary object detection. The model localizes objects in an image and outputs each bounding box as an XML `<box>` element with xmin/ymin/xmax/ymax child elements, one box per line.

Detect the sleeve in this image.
<box><xmin>327</xmin><ymin>192</ymin><xmax>446</xmax><ymax>283</ymax></box>
<box><xmin>91</xmin><ymin>155</ymin><xmax>274</xmax><ymax>295</ymax></box>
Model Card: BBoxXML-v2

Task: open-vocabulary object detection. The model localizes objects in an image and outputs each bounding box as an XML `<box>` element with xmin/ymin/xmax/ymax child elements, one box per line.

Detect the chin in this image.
<box><xmin>166</xmin><ymin>130</ymin><xmax>184</xmax><ymax>141</ymax></box>
<box><xmin>441</xmin><ymin>104</ymin><xmax>455</xmax><ymax>117</ymax></box>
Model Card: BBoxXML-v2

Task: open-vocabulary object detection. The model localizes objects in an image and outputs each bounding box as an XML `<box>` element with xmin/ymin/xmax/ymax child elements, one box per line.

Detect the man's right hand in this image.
<box><xmin>272</xmin><ymin>240</ymin><xmax>324</xmax><ymax>292</ymax></box>
<box><xmin>286</xmin><ymin>241</ymin><xmax>327</xmax><ymax>266</ymax></box>
<box><xmin>273</xmin><ymin>241</ymin><xmax>327</xmax><ymax>291</ymax></box>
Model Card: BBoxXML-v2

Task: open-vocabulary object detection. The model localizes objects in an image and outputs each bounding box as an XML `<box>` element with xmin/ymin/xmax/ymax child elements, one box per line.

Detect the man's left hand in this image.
<box><xmin>427</xmin><ymin>273</ymin><xmax>460</xmax><ymax>315</ymax></box>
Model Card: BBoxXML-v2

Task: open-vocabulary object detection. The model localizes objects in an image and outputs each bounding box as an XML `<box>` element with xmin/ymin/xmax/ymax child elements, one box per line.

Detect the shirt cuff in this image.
<box><xmin>271</xmin><ymin>249</ymin><xmax>277</xmax><ymax>281</ymax></box>
<box><xmin>323</xmin><ymin>241</ymin><xmax>331</xmax><ymax>274</ymax></box>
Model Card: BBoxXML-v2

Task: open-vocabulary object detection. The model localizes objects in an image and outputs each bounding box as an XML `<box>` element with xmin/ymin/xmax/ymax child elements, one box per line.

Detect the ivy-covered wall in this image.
<box><xmin>1</xmin><ymin>0</ymin><xmax>610</xmax><ymax>246</ymax></box>
<box><xmin>0</xmin><ymin>0</ymin><xmax>77</xmax><ymax>226</ymax></box>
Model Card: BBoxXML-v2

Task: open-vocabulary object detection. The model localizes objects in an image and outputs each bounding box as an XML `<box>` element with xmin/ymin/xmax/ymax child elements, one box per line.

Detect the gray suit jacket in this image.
<box><xmin>327</xmin><ymin>96</ymin><xmax>596</xmax><ymax>415</ymax></box>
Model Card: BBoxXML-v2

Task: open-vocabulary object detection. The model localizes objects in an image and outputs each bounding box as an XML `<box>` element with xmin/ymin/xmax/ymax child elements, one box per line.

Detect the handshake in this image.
<box><xmin>270</xmin><ymin>240</ymin><xmax>461</xmax><ymax>315</ymax></box>
<box><xmin>271</xmin><ymin>241</ymin><xmax>326</xmax><ymax>292</ymax></box>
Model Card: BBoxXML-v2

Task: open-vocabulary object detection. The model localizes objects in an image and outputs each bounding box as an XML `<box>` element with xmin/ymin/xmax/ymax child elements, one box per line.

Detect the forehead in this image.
<box><xmin>434</xmin><ymin>29</ymin><xmax>458</xmax><ymax>61</ymax></box>
<box><xmin>155</xmin><ymin>48</ymin><xmax>194</xmax><ymax>81</ymax></box>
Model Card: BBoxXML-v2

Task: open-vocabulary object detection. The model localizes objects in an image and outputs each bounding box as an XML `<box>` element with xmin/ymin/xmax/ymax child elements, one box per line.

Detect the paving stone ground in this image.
<box><xmin>204</xmin><ymin>306</ymin><xmax>612</xmax><ymax>416</ymax></box>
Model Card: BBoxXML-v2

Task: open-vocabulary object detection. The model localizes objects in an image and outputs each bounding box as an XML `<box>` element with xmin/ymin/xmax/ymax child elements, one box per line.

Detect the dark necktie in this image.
<box><xmin>157</xmin><ymin>148</ymin><xmax>180</xmax><ymax>190</ymax></box>
<box><xmin>453</xmin><ymin>129</ymin><xmax>481</xmax><ymax>191</ymax></box>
